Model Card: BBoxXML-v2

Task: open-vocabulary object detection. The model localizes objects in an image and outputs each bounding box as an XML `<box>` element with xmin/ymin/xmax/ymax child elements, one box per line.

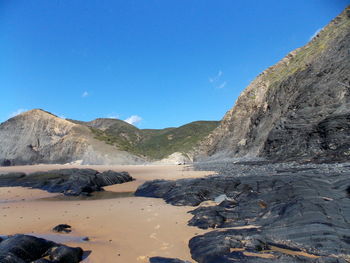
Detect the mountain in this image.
<box><xmin>0</xmin><ymin>109</ymin><xmax>144</xmax><ymax>165</ymax></box>
<box><xmin>0</xmin><ymin>109</ymin><xmax>219</xmax><ymax>165</ymax></box>
<box><xmin>198</xmin><ymin>6</ymin><xmax>350</xmax><ymax>162</ymax></box>
<box><xmin>72</xmin><ymin>118</ymin><xmax>220</xmax><ymax>160</ymax></box>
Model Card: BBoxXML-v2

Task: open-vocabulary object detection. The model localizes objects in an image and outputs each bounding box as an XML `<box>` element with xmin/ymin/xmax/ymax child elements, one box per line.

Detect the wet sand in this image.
<box><xmin>0</xmin><ymin>164</ymin><xmax>215</xmax><ymax>263</ymax></box>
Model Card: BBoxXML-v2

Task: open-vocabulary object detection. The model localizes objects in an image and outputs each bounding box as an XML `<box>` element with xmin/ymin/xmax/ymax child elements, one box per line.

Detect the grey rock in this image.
<box><xmin>0</xmin><ymin>168</ymin><xmax>133</xmax><ymax>196</ymax></box>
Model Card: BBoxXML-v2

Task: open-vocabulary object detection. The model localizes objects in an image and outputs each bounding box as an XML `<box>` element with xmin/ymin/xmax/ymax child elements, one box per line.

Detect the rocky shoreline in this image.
<box><xmin>136</xmin><ymin>161</ymin><xmax>350</xmax><ymax>262</ymax></box>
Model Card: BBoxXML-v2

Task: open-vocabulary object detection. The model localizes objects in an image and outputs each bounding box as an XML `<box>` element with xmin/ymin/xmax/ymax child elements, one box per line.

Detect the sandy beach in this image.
<box><xmin>0</xmin><ymin>164</ymin><xmax>215</xmax><ymax>263</ymax></box>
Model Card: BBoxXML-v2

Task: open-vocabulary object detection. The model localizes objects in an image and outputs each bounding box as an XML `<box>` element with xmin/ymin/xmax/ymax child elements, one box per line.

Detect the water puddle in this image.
<box><xmin>39</xmin><ymin>191</ymin><xmax>134</xmax><ymax>201</ymax></box>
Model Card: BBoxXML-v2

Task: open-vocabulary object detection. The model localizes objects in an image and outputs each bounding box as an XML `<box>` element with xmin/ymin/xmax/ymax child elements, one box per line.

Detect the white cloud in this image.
<box><xmin>9</xmin><ymin>108</ymin><xmax>27</xmax><ymax>118</ymax></box>
<box><xmin>216</xmin><ymin>81</ymin><xmax>227</xmax><ymax>89</ymax></box>
<box><xmin>309</xmin><ymin>28</ymin><xmax>321</xmax><ymax>41</ymax></box>
<box><xmin>209</xmin><ymin>70</ymin><xmax>223</xmax><ymax>83</ymax></box>
<box><xmin>124</xmin><ymin>115</ymin><xmax>142</xmax><ymax>126</ymax></box>
<box><xmin>106</xmin><ymin>112</ymin><xmax>120</xmax><ymax>119</ymax></box>
<box><xmin>209</xmin><ymin>70</ymin><xmax>227</xmax><ymax>89</ymax></box>
<box><xmin>106</xmin><ymin>114</ymin><xmax>120</xmax><ymax>119</ymax></box>
<box><xmin>82</xmin><ymin>91</ymin><xmax>89</xmax><ymax>98</ymax></box>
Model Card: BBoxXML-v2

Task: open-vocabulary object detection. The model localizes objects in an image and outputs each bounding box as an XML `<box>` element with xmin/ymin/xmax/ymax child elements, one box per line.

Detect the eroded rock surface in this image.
<box><xmin>0</xmin><ymin>168</ymin><xmax>133</xmax><ymax>196</ymax></box>
<box><xmin>137</xmin><ymin>161</ymin><xmax>350</xmax><ymax>262</ymax></box>
<box><xmin>0</xmin><ymin>234</ymin><xmax>83</xmax><ymax>263</ymax></box>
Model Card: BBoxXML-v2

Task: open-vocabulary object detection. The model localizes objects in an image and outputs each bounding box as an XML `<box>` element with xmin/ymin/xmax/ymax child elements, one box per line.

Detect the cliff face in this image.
<box><xmin>199</xmin><ymin>7</ymin><xmax>350</xmax><ymax>162</ymax></box>
<box><xmin>0</xmin><ymin>109</ymin><xmax>144</xmax><ymax>165</ymax></box>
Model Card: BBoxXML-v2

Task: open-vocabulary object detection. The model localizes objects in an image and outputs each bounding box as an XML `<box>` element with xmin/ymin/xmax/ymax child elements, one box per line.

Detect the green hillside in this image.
<box><xmin>71</xmin><ymin>119</ymin><xmax>220</xmax><ymax>160</ymax></box>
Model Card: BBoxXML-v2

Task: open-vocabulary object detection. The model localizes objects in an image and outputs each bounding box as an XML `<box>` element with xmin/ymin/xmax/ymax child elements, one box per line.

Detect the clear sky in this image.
<box><xmin>1</xmin><ymin>0</ymin><xmax>348</xmax><ymax>128</ymax></box>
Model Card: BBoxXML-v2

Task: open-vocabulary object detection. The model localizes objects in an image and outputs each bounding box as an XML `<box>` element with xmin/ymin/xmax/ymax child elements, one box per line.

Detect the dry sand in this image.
<box><xmin>0</xmin><ymin>164</ymin><xmax>215</xmax><ymax>263</ymax></box>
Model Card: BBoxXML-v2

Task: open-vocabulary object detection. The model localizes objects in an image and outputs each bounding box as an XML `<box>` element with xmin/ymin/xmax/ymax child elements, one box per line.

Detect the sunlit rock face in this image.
<box><xmin>0</xmin><ymin>109</ymin><xmax>144</xmax><ymax>165</ymax></box>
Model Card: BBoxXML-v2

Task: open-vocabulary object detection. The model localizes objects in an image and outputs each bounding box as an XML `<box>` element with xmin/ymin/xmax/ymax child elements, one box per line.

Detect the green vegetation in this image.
<box><xmin>89</xmin><ymin>120</ymin><xmax>220</xmax><ymax>160</ymax></box>
<box><xmin>263</xmin><ymin>11</ymin><xmax>350</xmax><ymax>88</ymax></box>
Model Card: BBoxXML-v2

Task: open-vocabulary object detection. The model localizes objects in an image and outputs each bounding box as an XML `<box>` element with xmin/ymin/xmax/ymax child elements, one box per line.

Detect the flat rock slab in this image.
<box><xmin>136</xmin><ymin>162</ymin><xmax>350</xmax><ymax>262</ymax></box>
<box><xmin>0</xmin><ymin>168</ymin><xmax>133</xmax><ymax>196</ymax></box>
<box><xmin>0</xmin><ymin>234</ymin><xmax>84</xmax><ymax>263</ymax></box>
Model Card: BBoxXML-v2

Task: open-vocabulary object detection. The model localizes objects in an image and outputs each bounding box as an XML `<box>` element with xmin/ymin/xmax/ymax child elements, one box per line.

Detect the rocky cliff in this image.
<box><xmin>198</xmin><ymin>6</ymin><xmax>350</xmax><ymax>162</ymax></box>
<box><xmin>0</xmin><ymin>109</ymin><xmax>144</xmax><ymax>165</ymax></box>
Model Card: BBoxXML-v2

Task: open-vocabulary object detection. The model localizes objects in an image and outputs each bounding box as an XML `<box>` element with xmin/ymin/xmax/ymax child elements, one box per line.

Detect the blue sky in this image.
<box><xmin>1</xmin><ymin>0</ymin><xmax>348</xmax><ymax>128</ymax></box>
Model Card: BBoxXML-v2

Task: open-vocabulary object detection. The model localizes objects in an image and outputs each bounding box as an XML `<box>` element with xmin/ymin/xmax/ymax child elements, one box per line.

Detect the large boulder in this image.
<box><xmin>0</xmin><ymin>234</ymin><xmax>83</xmax><ymax>263</ymax></box>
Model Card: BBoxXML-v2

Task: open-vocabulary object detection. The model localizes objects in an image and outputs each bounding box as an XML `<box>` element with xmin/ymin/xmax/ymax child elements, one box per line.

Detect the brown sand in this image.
<box><xmin>0</xmin><ymin>165</ymin><xmax>215</xmax><ymax>263</ymax></box>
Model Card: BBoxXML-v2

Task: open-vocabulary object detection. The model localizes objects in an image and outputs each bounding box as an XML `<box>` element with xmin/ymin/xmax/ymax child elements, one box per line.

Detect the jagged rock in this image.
<box><xmin>189</xmin><ymin>229</ymin><xmax>348</xmax><ymax>263</ymax></box>
<box><xmin>135</xmin><ymin>176</ymin><xmax>240</xmax><ymax>206</ymax></box>
<box><xmin>52</xmin><ymin>224</ymin><xmax>72</xmax><ymax>233</ymax></box>
<box><xmin>0</xmin><ymin>234</ymin><xmax>83</xmax><ymax>263</ymax></box>
<box><xmin>137</xmin><ymin>161</ymin><xmax>350</xmax><ymax>262</ymax></box>
<box><xmin>197</xmin><ymin>6</ymin><xmax>350</xmax><ymax>163</ymax></box>
<box><xmin>0</xmin><ymin>168</ymin><xmax>133</xmax><ymax>196</ymax></box>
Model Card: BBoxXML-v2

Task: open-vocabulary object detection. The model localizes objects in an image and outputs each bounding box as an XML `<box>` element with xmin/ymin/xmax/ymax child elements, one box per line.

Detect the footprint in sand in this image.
<box><xmin>160</xmin><ymin>242</ymin><xmax>170</xmax><ymax>250</ymax></box>
<box><xmin>149</xmin><ymin>233</ymin><xmax>157</xmax><ymax>239</ymax></box>
<box><xmin>154</xmin><ymin>224</ymin><xmax>160</xmax><ymax>230</ymax></box>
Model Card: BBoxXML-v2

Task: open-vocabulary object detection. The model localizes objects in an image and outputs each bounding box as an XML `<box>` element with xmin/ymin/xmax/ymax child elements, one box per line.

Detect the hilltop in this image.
<box><xmin>0</xmin><ymin>109</ymin><xmax>219</xmax><ymax>165</ymax></box>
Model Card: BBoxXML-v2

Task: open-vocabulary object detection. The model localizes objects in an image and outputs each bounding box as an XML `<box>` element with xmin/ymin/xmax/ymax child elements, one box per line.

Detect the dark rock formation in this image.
<box><xmin>149</xmin><ymin>257</ymin><xmax>191</xmax><ymax>263</ymax></box>
<box><xmin>1</xmin><ymin>159</ymin><xmax>11</xmax><ymax>166</ymax></box>
<box><xmin>46</xmin><ymin>245</ymin><xmax>83</xmax><ymax>263</ymax></box>
<box><xmin>188</xmin><ymin>229</ymin><xmax>348</xmax><ymax>263</ymax></box>
<box><xmin>135</xmin><ymin>177</ymin><xmax>239</xmax><ymax>206</ymax></box>
<box><xmin>198</xmin><ymin>6</ymin><xmax>350</xmax><ymax>163</ymax></box>
<box><xmin>0</xmin><ymin>168</ymin><xmax>133</xmax><ymax>196</ymax></box>
<box><xmin>137</xmin><ymin>161</ymin><xmax>350</xmax><ymax>262</ymax></box>
<box><xmin>0</xmin><ymin>234</ymin><xmax>83</xmax><ymax>263</ymax></box>
<box><xmin>52</xmin><ymin>224</ymin><xmax>72</xmax><ymax>233</ymax></box>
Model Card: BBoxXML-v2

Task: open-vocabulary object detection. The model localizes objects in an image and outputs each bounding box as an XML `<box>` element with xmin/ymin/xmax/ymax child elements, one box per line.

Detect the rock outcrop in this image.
<box><xmin>0</xmin><ymin>168</ymin><xmax>133</xmax><ymax>196</ymax></box>
<box><xmin>136</xmin><ymin>161</ymin><xmax>350</xmax><ymax>262</ymax></box>
<box><xmin>0</xmin><ymin>109</ymin><xmax>144</xmax><ymax>165</ymax></box>
<box><xmin>198</xmin><ymin>7</ymin><xmax>350</xmax><ymax>162</ymax></box>
<box><xmin>0</xmin><ymin>234</ymin><xmax>84</xmax><ymax>263</ymax></box>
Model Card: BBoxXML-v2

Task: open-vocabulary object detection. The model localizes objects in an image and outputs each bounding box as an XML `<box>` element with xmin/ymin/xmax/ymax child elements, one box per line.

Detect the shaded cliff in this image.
<box><xmin>199</xmin><ymin>6</ymin><xmax>350</xmax><ymax>162</ymax></box>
